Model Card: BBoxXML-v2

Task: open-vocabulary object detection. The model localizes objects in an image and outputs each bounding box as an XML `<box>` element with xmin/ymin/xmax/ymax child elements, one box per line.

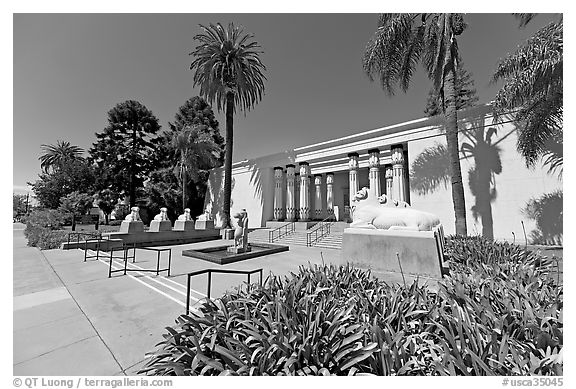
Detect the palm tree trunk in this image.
<box><xmin>129</xmin><ymin>119</ymin><xmax>137</xmax><ymax>207</ymax></box>
<box><xmin>444</xmin><ymin>43</ymin><xmax>468</xmax><ymax>236</ymax></box>
<box><xmin>222</xmin><ymin>91</ymin><xmax>235</xmax><ymax>229</ymax></box>
<box><xmin>182</xmin><ymin>168</ymin><xmax>187</xmax><ymax>212</ymax></box>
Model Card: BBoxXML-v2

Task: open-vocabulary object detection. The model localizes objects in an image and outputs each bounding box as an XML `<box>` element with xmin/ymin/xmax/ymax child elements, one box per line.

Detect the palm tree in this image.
<box><xmin>363</xmin><ymin>13</ymin><xmax>468</xmax><ymax>235</ymax></box>
<box><xmin>190</xmin><ymin>22</ymin><xmax>266</xmax><ymax>229</ymax></box>
<box><xmin>491</xmin><ymin>15</ymin><xmax>562</xmax><ymax>177</ymax></box>
<box><xmin>39</xmin><ymin>140</ymin><xmax>84</xmax><ymax>173</ymax></box>
<box><xmin>172</xmin><ymin>126</ymin><xmax>220</xmax><ymax>212</ymax></box>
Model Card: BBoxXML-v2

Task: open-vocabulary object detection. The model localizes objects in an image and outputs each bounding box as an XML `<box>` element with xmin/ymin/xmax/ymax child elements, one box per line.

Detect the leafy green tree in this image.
<box><xmin>172</xmin><ymin>126</ymin><xmax>221</xmax><ymax>212</ymax></box>
<box><xmin>143</xmin><ymin>168</ymin><xmax>182</xmax><ymax>222</ymax></box>
<box><xmin>190</xmin><ymin>22</ymin><xmax>267</xmax><ymax>228</ymax></box>
<box><xmin>94</xmin><ymin>189</ymin><xmax>119</xmax><ymax>225</ymax></box>
<box><xmin>492</xmin><ymin>15</ymin><xmax>563</xmax><ymax>176</ymax></box>
<box><xmin>424</xmin><ymin>61</ymin><xmax>479</xmax><ymax>117</ymax></box>
<box><xmin>89</xmin><ymin>100</ymin><xmax>162</xmax><ymax>206</ymax></box>
<box><xmin>29</xmin><ymin>159</ymin><xmax>96</xmax><ymax>209</ymax></box>
<box><xmin>39</xmin><ymin>140</ymin><xmax>84</xmax><ymax>173</ymax></box>
<box><xmin>13</xmin><ymin>193</ymin><xmax>28</xmax><ymax>219</ymax></box>
<box><xmin>363</xmin><ymin>13</ymin><xmax>469</xmax><ymax>235</ymax></box>
<box><xmin>58</xmin><ymin>191</ymin><xmax>94</xmax><ymax>224</ymax></box>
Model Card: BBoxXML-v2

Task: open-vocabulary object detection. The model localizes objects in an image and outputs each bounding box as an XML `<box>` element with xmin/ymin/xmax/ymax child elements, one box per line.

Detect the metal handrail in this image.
<box><xmin>67</xmin><ymin>231</ymin><xmax>103</xmax><ymax>246</ymax></box>
<box><xmin>185</xmin><ymin>268</ymin><xmax>263</xmax><ymax>314</ymax></box>
<box><xmin>268</xmin><ymin>221</ymin><xmax>295</xmax><ymax>243</ymax></box>
<box><xmin>306</xmin><ymin>216</ymin><xmax>334</xmax><ymax>247</ymax></box>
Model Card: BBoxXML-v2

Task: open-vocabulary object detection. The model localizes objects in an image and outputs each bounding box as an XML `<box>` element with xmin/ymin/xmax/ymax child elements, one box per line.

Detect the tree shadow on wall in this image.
<box><xmin>410</xmin><ymin>116</ymin><xmax>514</xmax><ymax>239</ymax></box>
<box><xmin>522</xmin><ymin>190</ymin><xmax>563</xmax><ymax>245</ymax></box>
<box><xmin>206</xmin><ymin>169</ymin><xmax>235</xmax><ymax>222</ymax></box>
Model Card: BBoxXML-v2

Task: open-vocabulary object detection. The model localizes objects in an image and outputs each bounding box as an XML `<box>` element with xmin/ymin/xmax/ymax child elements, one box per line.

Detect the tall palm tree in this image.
<box><xmin>190</xmin><ymin>22</ymin><xmax>266</xmax><ymax>229</ymax></box>
<box><xmin>492</xmin><ymin>15</ymin><xmax>562</xmax><ymax>176</ymax></box>
<box><xmin>363</xmin><ymin>13</ymin><xmax>468</xmax><ymax>235</ymax></box>
<box><xmin>39</xmin><ymin>140</ymin><xmax>84</xmax><ymax>173</ymax></box>
<box><xmin>172</xmin><ymin>125</ymin><xmax>220</xmax><ymax>212</ymax></box>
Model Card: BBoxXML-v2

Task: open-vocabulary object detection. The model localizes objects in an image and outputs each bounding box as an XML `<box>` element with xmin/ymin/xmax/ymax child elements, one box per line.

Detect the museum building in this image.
<box><xmin>203</xmin><ymin>104</ymin><xmax>562</xmax><ymax>242</ymax></box>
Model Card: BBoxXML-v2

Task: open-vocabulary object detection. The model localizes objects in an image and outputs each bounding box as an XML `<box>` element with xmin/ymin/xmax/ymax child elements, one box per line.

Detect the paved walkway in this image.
<box><xmin>13</xmin><ymin>224</ymin><xmax>344</xmax><ymax>376</ymax></box>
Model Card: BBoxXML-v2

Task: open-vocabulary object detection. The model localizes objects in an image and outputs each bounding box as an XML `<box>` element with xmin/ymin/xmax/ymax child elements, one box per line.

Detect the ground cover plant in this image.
<box><xmin>141</xmin><ymin>236</ymin><xmax>562</xmax><ymax>376</ymax></box>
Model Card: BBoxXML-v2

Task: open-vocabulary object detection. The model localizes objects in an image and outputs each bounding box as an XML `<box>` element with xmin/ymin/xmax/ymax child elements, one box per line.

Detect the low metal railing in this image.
<box><xmin>268</xmin><ymin>221</ymin><xmax>295</xmax><ymax>243</ymax></box>
<box><xmin>306</xmin><ymin>217</ymin><xmax>334</xmax><ymax>247</ymax></box>
<box><xmin>185</xmin><ymin>268</ymin><xmax>263</xmax><ymax>314</ymax></box>
<box><xmin>68</xmin><ymin>231</ymin><xmax>103</xmax><ymax>246</ymax></box>
<box><xmin>108</xmin><ymin>245</ymin><xmax>171</xmax><ymax>278</ymax></box>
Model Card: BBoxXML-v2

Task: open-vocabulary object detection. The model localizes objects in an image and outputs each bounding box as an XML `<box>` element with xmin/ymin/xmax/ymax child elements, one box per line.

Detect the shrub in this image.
<box><xmin>24</xmin><ymin>208</ymin><xmax>69</xmax><ymax>249</ymax></box>
<box><xmin>140</xmin><ymin>241</ymin><xmax>562</xmax><ymax>376</ymax></box>
<box><xmin>109</xmin><ymin>220</ymin><xmax>123</xmax><ymax>226</ymax></box>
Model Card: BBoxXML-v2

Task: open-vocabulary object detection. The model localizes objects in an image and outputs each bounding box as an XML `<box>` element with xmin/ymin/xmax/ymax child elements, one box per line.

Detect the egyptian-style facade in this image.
<box><xmin>203</xmin><ymin>104</ymin><xmax>562</xmax><ymax>242</ymax></box>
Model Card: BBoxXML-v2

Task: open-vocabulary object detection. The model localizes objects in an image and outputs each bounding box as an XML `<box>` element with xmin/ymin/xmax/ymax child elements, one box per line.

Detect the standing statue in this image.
<box><xmin>233</xmin><ymin>209</ymin><xmax>249</xmax><ymax>249</ymax></box>
<box><xmin>351</xmin><ymin>187</ymin><xmax>441</xmax><ymax>231</ymax></box>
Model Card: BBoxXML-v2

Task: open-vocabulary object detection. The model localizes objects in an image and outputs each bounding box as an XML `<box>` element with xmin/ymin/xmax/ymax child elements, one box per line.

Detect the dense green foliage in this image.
<box><xmin>89</xmin><ymin>100</ymin><xmax>162</xmax><ymax>206</ymax></box>
<box><xmin>29</xmin><ymin>159</ymin><xmax>96</xmax><ymax>209</ymax></box>
<box><xmin>492</xmin><ymin>15</ymin><xmax>563</xmax><ymax>175</ymax></box>
<box><xmin>141</xmin><ymin>238</ymin><xmax>562</xmax><ymax>376</ymax></box>
<box><xmin>424</xmin><ymin>61</ymin><xmax>479</xmax><ymax>117</ymax></box>
<box><xmin>24</xmin><ymin>209</ymin><xmax>67</xmax><ymax>249</ymax></box>
<box><xmin>39</xmin><ymin>140</ymin><xmax>85</xmax><ymax>173</ymax></box>
<box><xmin>13</xmin><ymin>193</ymin><xmax>28</xmax><ymax>218</ymax></box>
<box><xmin>522</xmin><ymin>190</ymin><xmax>563</xmax><ymax>245</ymax></box>
<box><xmin>58</xmin><ymin>191</ymin><xmax>94</xmax><ymax>219</ymax></box>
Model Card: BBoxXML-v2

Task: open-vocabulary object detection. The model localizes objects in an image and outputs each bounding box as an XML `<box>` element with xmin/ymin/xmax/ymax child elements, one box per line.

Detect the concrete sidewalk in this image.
<box><xmin>13</xmin><ymin>226</ymin><xmax>125</xmax><ymax>375</ymax></box>
<box><xmin>12</xmin><ymin>224</ymin><xmax>342</xmax><ymax>376</ymax></box>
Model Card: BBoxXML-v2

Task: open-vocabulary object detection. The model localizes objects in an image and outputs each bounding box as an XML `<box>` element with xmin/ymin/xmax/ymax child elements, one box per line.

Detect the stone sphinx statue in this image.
<box><xmin>154</xmin><ymin>207</ymin><xmax>169</xmax><ymax>221</ymax></box>
<box><xmin>177</xmin><ymin>208</ymin><xmax>192</xmax><ymax>221</ymax></box>
<box><xmin>124</xmin><ymin>207</ymin><xmax>141</xmax><ymax>222</ymax></box>
<box><xmin>197</xmin><ymin>209</ymin><xmax>212</xmax><ymax>221</ymax></box>
<box><xmin>233</xmin><ymin>209</ymin><xmax>249</xmax><ymax>249</ymax></box>
<box><xmin>351</xmin><ymin>187</ymin><xmax>441</xmax><ymax>231</ymax></box>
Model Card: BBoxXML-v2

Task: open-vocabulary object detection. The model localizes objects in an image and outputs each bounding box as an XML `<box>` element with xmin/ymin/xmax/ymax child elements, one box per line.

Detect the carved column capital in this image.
<box><xmin>368</xmin><ymin>149</ymin><xmax>380</xmax><ymax>168</ymax></box>
<box><xmin>314</xmin><ymin>175</ymin><xmax>322</xmax><ymax>186</ymax></box>
<box><xmin>299</xmin><ymin>162</ymin><xmax>310</xmax><ymax>177</ymax></box>
<box><xmin>348</xmin><ymin>153</ymin><xmax>359</xmax><ymax>170</ymax></box>
<box><xmin>326</xmin><ymin>172</ymin><xmax>334</xmax><ymax>185</ymax></box>
<box><xmin>391</xmin><ymin>145</ymin><xmax>404</xmax><ymax>165</ymax></box>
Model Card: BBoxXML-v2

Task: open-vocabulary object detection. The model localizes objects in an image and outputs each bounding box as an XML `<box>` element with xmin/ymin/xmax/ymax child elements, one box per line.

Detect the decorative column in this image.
<box><xmin>314</xmin><ymin>175</ymin><xmax>323</xmax><ymax>220</ymax></box>
<box><xmin>273</xmin><ymin>167</ymin><xmax>284</xmax><ymax>221</ymax></box>
<box><xmin>299</xmin><ymin>163</ymin><xmax>311</xmax><ymax>221</ymax></box>
<box><xmin>368</xmin><ymin>148</ymin><xmax>381</xmax><ymax>198</ymax></box>
<box><xmin>285</xmin><ymin>165</ymin><xmax>296</xmax><ymax>221</ymax></box>
<box><xmin>348</xmin><ymin>152</ymin><xmax>359</xmax><ymax>206</ymax></box>
<box><xmin>391</xmin><ymin>145</ymin><xmax>407</xmax><ymax>202</ymax></box>
<box><xmin>326</xmin><ymin>173</ymin><xmax>334</xmax><ymax>219</ymax></box>
<box><xmin>294</xmin><ymin>172</ymin><xmax>300</xmax><ymax>220</ymax></box>
<box><xmin>385</xmin><ymin>165</ymin><xmax>393</xmax><ymax>198</ymax></box>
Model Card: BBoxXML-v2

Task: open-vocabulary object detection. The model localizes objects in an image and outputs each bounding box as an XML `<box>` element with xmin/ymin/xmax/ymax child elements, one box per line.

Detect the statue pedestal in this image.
<box><xmin>341</xmin><ymin>227</ymin><xmax>445</xmax><ymax>279</ymax></box>
<box><xmin>173</xmin><ymin>220</ymin><xmax>195</xmax><ymax>231</ymax></box>
<box><xmin>119</xmin><ymin>221</ymin><xmax>144</xmax><ymax>233</ymax></box>
<box><xmin>227</xmin><ymin>245</ymin><xmax>251</xmax><ymax>254</ymax></box>
<box><xmin>220</xmin><ymin>228</ymin><xmax>234</xmax><ymax>240</ymax></box>
<box><xmin>149</xmin><ymin>220</ymin><xmax>172</xmax><ymax>232</ymax></box>
<box><xmin>195</xmin><ymin>220</ymin><xmax>215</xmax><ymax>230</ymax></box>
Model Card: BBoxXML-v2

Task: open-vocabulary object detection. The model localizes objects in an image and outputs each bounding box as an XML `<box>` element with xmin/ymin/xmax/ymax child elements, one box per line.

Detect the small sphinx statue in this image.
<box><xmin>177</xmin><ymin>208</ymin><xmax>192</xmax><ymax>221</ymax></box>
<box><xmin>197</xmin><ymin>209</ymin><xmax>212</xmax><ymax>221</ymax></box>
<box><xmin>154</xmin><ymin>207</ymin><xmax>169</xmax><ymax>221</ymax></box>
<box><xmin>124</xmin><ymin>207</ymin><xmax>141</xmax><ymax>222</ymax></box>
<box><xmin>351</xmin><ymin>187</ymin><xmax>441</xmax><ymax>231</ymax></box>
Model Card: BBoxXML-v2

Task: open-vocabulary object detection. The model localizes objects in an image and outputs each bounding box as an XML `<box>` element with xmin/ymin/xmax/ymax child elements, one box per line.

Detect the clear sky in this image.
<box><xmin>13</xmin><ymin>12</ymin><xmax>558</xmax><ymax>194</ymax></box>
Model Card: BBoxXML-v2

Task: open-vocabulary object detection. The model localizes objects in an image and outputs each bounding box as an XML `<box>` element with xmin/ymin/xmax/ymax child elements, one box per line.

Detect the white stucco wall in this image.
<box><xmin>408</xmin><ymin>114</ymin><xmax>562</xmax><ymax>242</ymax></box>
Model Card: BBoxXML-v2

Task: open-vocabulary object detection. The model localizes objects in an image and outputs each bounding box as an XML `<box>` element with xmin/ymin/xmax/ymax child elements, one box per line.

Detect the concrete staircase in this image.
<box><xmin>248</xmin><ymin>221</ymin><xmax>349</xmax><ymax>250</ymax></box>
